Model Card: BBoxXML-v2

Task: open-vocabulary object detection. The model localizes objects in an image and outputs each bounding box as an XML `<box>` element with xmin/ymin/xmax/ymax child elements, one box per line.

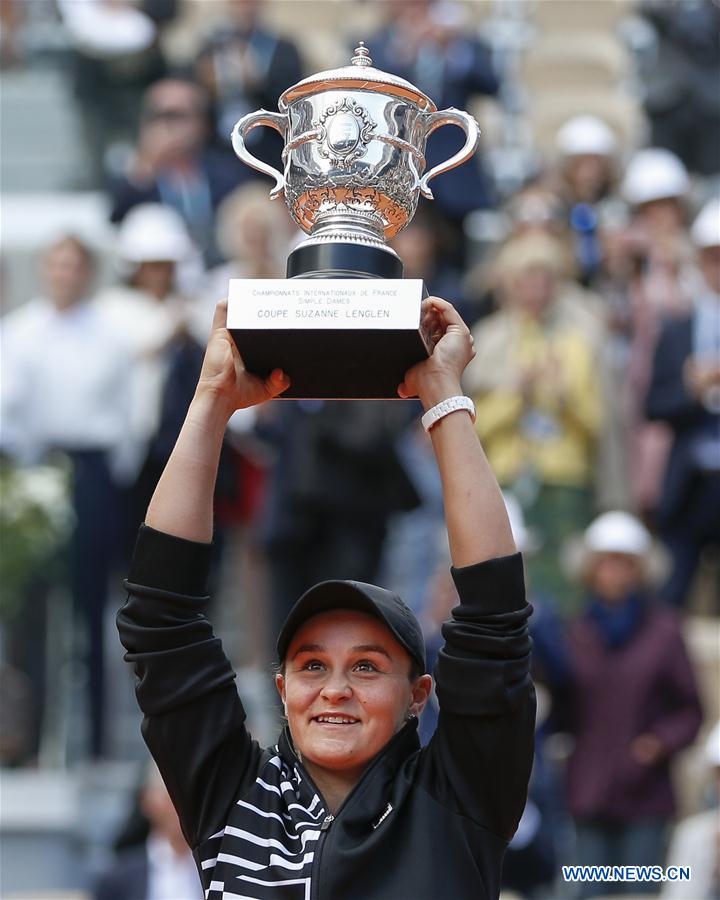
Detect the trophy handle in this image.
<box><xmin>231</xmin><ymin>109</ymin><xmax>288</xmax><ymax>199</ymax></box>
<box><xmin>418</xmin><ymin>108</ymin><xmax>481</xmax><ymax>200</ymax></box>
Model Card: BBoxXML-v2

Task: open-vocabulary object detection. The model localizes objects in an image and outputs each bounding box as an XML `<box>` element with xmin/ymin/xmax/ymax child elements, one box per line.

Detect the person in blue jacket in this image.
<box><xmin>117</xmin><ymin>296</ymin><xmax>535</xmax><ymax>899</ymax></box>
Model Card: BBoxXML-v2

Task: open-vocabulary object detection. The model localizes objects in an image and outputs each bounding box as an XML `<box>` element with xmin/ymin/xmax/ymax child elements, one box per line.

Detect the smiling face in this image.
<box><xmin>276</xmin><ymin>610</ymin><xmax>430</xmax><ymax>785</ymax></box>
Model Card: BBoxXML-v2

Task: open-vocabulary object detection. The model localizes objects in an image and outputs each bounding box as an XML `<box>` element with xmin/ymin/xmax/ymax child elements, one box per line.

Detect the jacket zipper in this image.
<box><xmin>309</xmin><ymin>813</ymin><xmax>334</xmax><ymax>900</ymax></box>
<box><xmin>289</xmin><ymin>721</ymin><xmax>416</xmax><ymax>899</ymax></box>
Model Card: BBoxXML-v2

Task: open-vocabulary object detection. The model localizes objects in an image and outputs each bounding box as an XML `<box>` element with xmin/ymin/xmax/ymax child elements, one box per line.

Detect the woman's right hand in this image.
<box><xmin>196</xmin><ymin>299</ymin><xmax>290</xmax><ymax>416</ymax></box>
<box><xmin>398</xmin><ymin>297</ymin><xmax>475</xmax><ymax>407</ymax></box>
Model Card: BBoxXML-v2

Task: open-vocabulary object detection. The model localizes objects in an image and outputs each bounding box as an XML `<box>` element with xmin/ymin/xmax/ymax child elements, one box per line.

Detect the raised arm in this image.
<box><xmin>118</xmin><ymin>301</ymin><xmax>290</xmax><ymax>849</ymax></box>
<box><xmin>399</xmin><ymin>297</ymin><xmax>516</xmax><ymax>566</ymax></box>
<box><xmin>401</xmin><ymin>299</ymin><xmax>533</xmax><ymax>845</ymax></box>
<box><xmin>145</xmin><ymin>299</ymin><xmax>289</xmax><ymax>540</ymax></box>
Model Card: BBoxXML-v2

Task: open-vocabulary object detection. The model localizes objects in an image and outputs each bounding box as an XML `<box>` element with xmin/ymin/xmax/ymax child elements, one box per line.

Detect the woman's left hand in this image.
<box><xmin>398</xmin><ymin>297</ymin><xmax>475</xmax><ymax>407</ymax></box>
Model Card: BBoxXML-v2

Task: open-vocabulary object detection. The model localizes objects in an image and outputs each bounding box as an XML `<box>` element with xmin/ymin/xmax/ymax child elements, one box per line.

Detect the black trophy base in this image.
<box><xmin>286</xmin><ymin>240</ymin><xmax>403</xmax><ymax>280</ymax></box>
<box><xmin>228</xmin><ymin>243</ymin><xmax>430</xmax><ymax>399</ymax></box>
<box><xmin>233</xmin><ymin>326</ymin><xmax>430</xmax><ymax>400</ymax></box>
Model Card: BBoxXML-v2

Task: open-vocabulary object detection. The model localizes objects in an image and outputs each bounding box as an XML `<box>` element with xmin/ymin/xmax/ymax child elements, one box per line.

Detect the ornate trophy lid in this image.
<box><xmin>279</xmin><ymin>42</ymin><xmax>436</xmax><ymax>112</ymax></box>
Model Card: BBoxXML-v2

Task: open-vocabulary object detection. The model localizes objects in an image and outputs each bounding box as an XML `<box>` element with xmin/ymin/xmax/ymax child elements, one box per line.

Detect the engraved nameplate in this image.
<box><xmin>227</xmin><ymin>278</ymin><xmax>430</xmax><ymax>399</ymax></box>
<box><xmin>227</xmin><ymin>279</ymin><xmax>425</xmax><ymax>331</ymax></box>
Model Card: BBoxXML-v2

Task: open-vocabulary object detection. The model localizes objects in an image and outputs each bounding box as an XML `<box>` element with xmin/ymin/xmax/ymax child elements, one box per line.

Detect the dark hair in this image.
<box><xmin>142</xmin><ymin>74</ymin><xmax>210</xmax><ymax>119</ymax></box>
<box><xmin>408</xmin><ymin>659</ymin><xmax>423</xmax><ymax>682</ymax></box>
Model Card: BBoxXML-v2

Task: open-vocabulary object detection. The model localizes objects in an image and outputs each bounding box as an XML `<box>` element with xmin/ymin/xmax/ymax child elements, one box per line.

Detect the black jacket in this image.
<box><xmin>94</xmin><ymin>847</ymin><xmax>148</xmax><ymax>900</ymax></box>
<box><xmin>645</xmin><ymin>315</ymin><xmax>719</xmax><ymax>523</ymax></box>
<box><xmin>118</xmin><ymin>526</ymin><xmax>535</xmax><ymax>900</ymax></box>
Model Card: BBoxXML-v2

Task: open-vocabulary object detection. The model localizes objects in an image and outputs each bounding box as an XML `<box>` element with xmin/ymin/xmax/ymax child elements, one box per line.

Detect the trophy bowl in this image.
<box><xmin>231</xmin><ymin>42</ymin><xmax>480</xmax><ymax>279</ymax></box>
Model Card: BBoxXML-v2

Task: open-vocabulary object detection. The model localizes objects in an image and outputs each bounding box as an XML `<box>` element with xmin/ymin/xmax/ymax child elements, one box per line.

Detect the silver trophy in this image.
<box><xmin>228</xmin><ymin>42</ymin><xmax>480</xmax><ymax>398</ymax></box>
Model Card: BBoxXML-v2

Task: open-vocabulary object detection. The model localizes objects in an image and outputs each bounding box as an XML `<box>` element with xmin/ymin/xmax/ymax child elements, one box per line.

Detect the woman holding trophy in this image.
<box><xmin>118</xmin><ymin>294</ymin><xmax>535</xmax><ymax>899</ymax></box>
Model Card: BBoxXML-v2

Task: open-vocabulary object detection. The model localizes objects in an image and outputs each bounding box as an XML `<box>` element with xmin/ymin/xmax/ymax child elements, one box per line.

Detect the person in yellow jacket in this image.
<box><xmin>464</xmin><ymin>232</ymin><xmax>603</xmax><ymax>613</ymax></box>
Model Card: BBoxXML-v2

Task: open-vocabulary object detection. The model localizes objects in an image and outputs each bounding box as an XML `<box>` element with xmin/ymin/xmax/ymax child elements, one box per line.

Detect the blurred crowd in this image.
<box><xmin>1</xmin><ymin>1</ymin><xmax>719</xmax><ymax>899</ymax></box>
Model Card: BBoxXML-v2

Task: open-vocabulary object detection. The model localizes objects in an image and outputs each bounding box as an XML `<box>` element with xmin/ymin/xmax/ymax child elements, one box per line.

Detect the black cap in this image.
<box><xmin>276</xmin><ymin>580</ymin><xmax>426</xmax><ymax>673</ymax></box>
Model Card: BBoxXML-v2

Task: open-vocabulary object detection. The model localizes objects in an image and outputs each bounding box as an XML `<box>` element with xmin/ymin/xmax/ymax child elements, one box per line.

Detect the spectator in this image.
<box><xmin>95</xmin><ymin>203</ymin><xmax>200</xmax><ymax>536</ymax></box>
<box><xmin>555</xmin><ymin>116</ymin><xmax>618</xmax><ymax>207</ymax></box>
<box><xmin>559</xmin><ymin>511</ymin><xmax>703</xmax><ymax>897</ymax></box>
<box><xmin>505</xmin><ymin>185</ymin><xmax>568</xmax><ymax>242</ymax></box>
<box><xmin>661</xmin><ymin>721</ymin><xmax>720</xmax><ymax>899</ymax></box>
<box><xmin>194</xmin><ymin>0</ymin><xmax>302</xmax><ymax>171</ymax></box>
<box><xmin>646</xmin><ymin>196</ymin><xmax>720</xmax><ymax>609</ymax></box>
<box><xmin>99</xmin><ymin>211</ymin><xmax>246</xmax><ymax>595</ymax></box>
<box><xmin>368</xmin><ymin>0</ymin><xmax>500</xmax><ymax>258</ymax></box>
<box><xmin>619</xmin><ymin>147</ymin><xmax>695</xmax><ymax>518</ymax></box>
<box><xmin>639</xmin><ymin>0</ymin><xmax>720</xmax><ymax>176</ymax></box>
<box><xmin>621</xmin><ymin>148</ymin><xmax>692</xmax><ymax>258</ymax></box>
<box><xmin>94</xmin><ymin>762</ymin><xmax>202</xmax><ymax>900</ymax></box>
<box><xmin>496</xmin><ymin>217</ymin><xmax>632</xmax><ymax>519</ymax></box>
<box><xmin>464</xmin><ymin>232</ymin><xmax>603</xmax><ymax>613</ymax></box>
<box><xmin>482</xmin><ymin>185</ymin><xmax>606</xmax><ymax>333</ymax></box>
<box><xmin>1</xmin><ymin>236</ymin><xmax>133</xmax><ymax>757</ymax></box>
<box><xmin>109</xmin><ymin>77</ymin><xmax>250</xmax><ymax>265</ymax></box>
<box><xmin>553</xmin><ymin>114</ymin><xmax>623</xmax><ymax>289</ymax></box>
<box><xmin>58</xmin><ymin>0</ymin><xmax>178</xmax><ymax>186</ymax></box>
<box><xmin>198</xmin><ymin>180</ymin><xmax>292</xmax><ymax>325</ymax></box>
<box><xmin>515</xmin><ymin>132</ymin><xmax>634</xmax><ymax>514</ymax></box>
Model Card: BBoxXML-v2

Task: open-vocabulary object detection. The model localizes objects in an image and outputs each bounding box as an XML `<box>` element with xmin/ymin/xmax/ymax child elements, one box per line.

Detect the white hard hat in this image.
<box><xmin>584</xmin><ymin>511</ymin><xmax>652</xmax><ymax>556</ymax></box>
<box><xmin>621</xmin><ymin>148</ymin><xmax>690</xmax><ymax>206</ymax></box>
<box><xmin>563</xmin><ymin>511</ymin><xmax>670</xmax><ymax>585</ymax></box>
<box><xmin>690</xmin><ymin>196</ymin><xmax>720</xmax><ymax>249</ymax></box>
<box><xmin>556</xmin><ymin>115</ymin><xmax>617</xmax><ymax>157</ymax></box>
<box><xmin>57</xmin><ymin>0</ymin><xmax>157</xmax><ymax>57</ymax></box>
<box><xmin>117</xmin><ymin>204</ymin><xmax>195</xmax><ymax>263</ymax></box>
